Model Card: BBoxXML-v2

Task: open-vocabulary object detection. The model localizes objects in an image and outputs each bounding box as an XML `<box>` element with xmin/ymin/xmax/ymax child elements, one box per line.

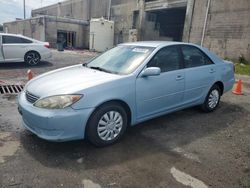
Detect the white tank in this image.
<box><xmin>89</xmin><ymin>18</ymin><xmax>114</xmax><ymax>52</ymax></box>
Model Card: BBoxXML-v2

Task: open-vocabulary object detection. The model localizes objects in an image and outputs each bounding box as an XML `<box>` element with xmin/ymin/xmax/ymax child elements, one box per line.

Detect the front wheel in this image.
<box><xmin>24</xmin><ymin>51</ymin><xmax>41</xmax><ymax>66</ymax></box>
<box><xmin>86</xmin><ymin>103</ymin><xmax>128</xmax><ymax>147</ymax></box>
<box><xmin>202</xmin><ymin>85</ymin><xmax>221</xmax><ymax>112</ymax></box>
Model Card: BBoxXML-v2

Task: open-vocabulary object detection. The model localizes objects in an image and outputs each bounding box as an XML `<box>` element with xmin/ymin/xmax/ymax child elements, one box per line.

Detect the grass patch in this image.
<box><xmin>234</xmin><ymin>63</ymin><xmax>250</xmax><ymax>76</ymax></box>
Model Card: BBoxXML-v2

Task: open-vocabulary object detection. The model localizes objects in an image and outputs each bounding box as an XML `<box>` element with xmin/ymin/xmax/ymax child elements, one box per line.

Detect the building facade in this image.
<box><xmin>3</xmin><ymin>0</ymin><xmax>250</xmax><ymax>60</ymax></box>
<box><xmin>184</xmin><ymin>0</ymin><xmax>250</xmax><ymax>60</ymax></box>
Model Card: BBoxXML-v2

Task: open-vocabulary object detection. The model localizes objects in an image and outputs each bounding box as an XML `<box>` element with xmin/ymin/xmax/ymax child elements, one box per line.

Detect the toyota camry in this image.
<box><xmin>18</xmin><ymin>41</ymin><xmax>235</xmax><ymax>146</ymax></box>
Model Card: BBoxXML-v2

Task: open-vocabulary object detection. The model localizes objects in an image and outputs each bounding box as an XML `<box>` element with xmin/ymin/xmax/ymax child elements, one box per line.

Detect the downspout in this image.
<box><xmin>201</xmin><ymin>0</ymin><xmax>211</xmax><ymax>46</ymax></box>
<box><xmin>138</xmin><ymin>0</ymin><xmax>145</xmax><ymax>41</ymax></box>
<box><xmin>108</xmin><ymin>0</ymin><xmax>112</xmax><ymax>20</ymax></box>
<box><xmin>188</xmin><ymin>0</ymin><xmax>195</xmax><ymax>42</ymax></box>
<box><xmin>88</xmin><ymin>0</ymin><xmax>91</xmax><ymax>21</ymax></box>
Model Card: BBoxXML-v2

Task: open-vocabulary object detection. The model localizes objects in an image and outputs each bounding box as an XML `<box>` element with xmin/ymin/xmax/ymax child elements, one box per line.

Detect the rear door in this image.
<box><xmin>0</xmin><ymin>36</ymin><xmax>4</xmax><ymax>62</ymax></box>
<box><xmin>2</xmin><ymin>35</ymin><xmax>32</xmax><ymax>62</ymax></box>
<box><xmin>181</xmin><ymin>45</ymin><xmax>216</xmax><ymax>104</ymax></box>
<box><xmin>136</xmin><ymin>45</ymin><xmax>185</xmax><ymax>120</ymax></box>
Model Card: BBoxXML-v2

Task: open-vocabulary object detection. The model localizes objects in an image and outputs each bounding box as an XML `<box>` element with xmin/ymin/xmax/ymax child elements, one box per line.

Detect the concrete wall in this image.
<box><xmin>44</xmin><ymin>17</ymin><xmax>89</xmax><ymax>48</ymax></box>
<box><xmin>111</xmin><ymin>0</ymin><xmax>139</xmax><ymax>44</ymax></box>
<box><xmin>90</xmin><ymin>0</ymin><xmax>110</xmax><ymax>19</ymax></box>
<box><xmin>3</xmin><ymin>17</ymin><xmax>46</xmax><ymax>41</ymax></box>
<box><xmin>31</xmin><ymin>0</ymin><xmax>139</xmax><ymax>45</ymax></box>
<box><xmin>32</xmin><ymin>0</ymin><xmax>110</xmax><ymax>21</ymax></box>
<box><xmin>145</xmin><ymin>0</ymin><xmax>187</xmax><ymax>11</ymax></box>
<box><xmin>185</xmin><ymin>0</ymin><xmax>250</xmax><ymax>60</ymax></box>
<box><xmin>32</xmin><ymin>0</ymin><xmax>89</xmax><ymax>20</ymax></box>
<box><xmin>3</xmin><ymin>16</ymin><xmax>89</xmax><ymax>49</ymax></box>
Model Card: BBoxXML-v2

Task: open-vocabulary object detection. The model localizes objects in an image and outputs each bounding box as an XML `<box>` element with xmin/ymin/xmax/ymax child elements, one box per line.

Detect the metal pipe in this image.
<box><xmin>88</xmin><ymin>0</ymin><xmax>91</xmax><ymax>21</ymax></box>
<box><xmin>187</xmin><ymin>0</ymin><xmax>196</xmax><ymax>42</ymax></box>
<box><xmin>23</xmin><ymin>0</ymin><xmax>26</xmax><ymax>19</ymax></box>
<box><xmin>201</xmin><ymin>0</ymin><xmax>211</xmax><ymax>46</ymax></box>
<box><xmin>108</xmin><ymin>0</ymin><xmax>112</xmax><ymax>20</ymax></box>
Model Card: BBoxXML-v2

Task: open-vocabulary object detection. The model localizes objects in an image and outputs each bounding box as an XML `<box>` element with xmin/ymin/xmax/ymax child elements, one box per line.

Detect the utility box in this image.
<box><xmin>89</xmin><ymin>18</ymin><xmax>114</xmax><ymax>52</ymax></box>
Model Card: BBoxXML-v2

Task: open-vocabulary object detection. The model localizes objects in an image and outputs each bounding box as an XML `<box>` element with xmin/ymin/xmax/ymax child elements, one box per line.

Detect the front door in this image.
<box><xmin>2</xmin><ymin>35</ymin><xmax>30</xmax><ymax>62</ymax></box>
<box><xmin>136</xmin><ymin>45</ymin><xmax>185</xmax><ymax>121</ymax></box>
<box><xmin>0</xmin><ymin>36</ymin><xmax>4</xmax><ymax>62</ymax></box>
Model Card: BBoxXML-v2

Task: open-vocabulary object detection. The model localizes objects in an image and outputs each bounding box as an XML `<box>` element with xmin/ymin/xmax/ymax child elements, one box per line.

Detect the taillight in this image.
<box><xmin>44</xmin><ymin>42</ymin><xmax>50</xmax><ymax>48</ymax></box>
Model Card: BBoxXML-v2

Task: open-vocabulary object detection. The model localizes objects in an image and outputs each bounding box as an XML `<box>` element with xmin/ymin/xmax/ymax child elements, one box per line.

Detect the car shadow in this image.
<box><xmin>20</xmin><ymin>101</ymin><xmax>245</xmax><ymax>171</ymax></box>
<box><xmin>0</xmin><ymin>61</ymin><xmax>53</xmax><ymax>69</ymax></box>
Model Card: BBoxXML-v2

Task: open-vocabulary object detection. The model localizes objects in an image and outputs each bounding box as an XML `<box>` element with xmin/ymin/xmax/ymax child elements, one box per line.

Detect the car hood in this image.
<box><xmin>25</xmin><ymin>64</ymin><xmax>121</xmax><ymax>97</ymax></box>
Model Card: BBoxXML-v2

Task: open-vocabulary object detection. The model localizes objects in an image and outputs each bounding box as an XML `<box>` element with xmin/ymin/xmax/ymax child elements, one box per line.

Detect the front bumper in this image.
<box><xmin>18</xmin><ymin>91</ymin><xmax>94</xmax><ymax>142</ymax></box>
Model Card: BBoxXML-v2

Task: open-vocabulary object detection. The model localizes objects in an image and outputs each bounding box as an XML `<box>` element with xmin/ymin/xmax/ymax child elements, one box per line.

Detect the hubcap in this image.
<box><xmin>97</xmin><ymin>111</ymin><xmax>123</xmax><ymax>141</ymax></box>
<box><xmin>27</xmin><ymin>53</ymin><xmax>39</xmax><ymax>65</ymax></box>
<box><xmin>208</xmin><ymin>89</ymin><xmax>219</xmax><ymax>109</ymax></box>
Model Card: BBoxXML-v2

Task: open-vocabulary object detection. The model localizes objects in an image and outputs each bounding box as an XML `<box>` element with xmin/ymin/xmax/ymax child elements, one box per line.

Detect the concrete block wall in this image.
<box><xmin>32</xmin><ymin>0</ymin><xmax>89</xmax><ymax>20</ymax></box>
<box><xmin>44</xmin><ymin>17</ymin><xmax>89</xmax><ymax>48</ymax></box>
<box><xmin>3</xmin><ymin>18</ymin><xmax>46</xmax><ymax>42</ymax></box>
<box><xmin>187</xmin><ymin>0</ymin><xmax>250</xmax><ymax>60</ymax></box>
<box><xmin>90</xmin><ymin>0</ymin><xmax>110</xmax><ymax>19</ymax></box>
<box><xmin>32</xmin><ymin>0</ymin><xmax>110</xmax><ymax>21</ymax></box>
<box><xmin>4</xmin><ymin>16</ymin><xmax>89</xmax><ymax>49</ymax></box>
<box><xmin>111</xmin><ymin>0</ymin><xmax>139</xmax><ymax>44</ymax></box>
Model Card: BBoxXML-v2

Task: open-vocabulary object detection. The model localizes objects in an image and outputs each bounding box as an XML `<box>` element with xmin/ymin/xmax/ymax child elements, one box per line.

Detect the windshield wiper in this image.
<box><xmin>88</xmin><ymin>66</ymin><xmax>112</xmax><ymax>73</ymax></box>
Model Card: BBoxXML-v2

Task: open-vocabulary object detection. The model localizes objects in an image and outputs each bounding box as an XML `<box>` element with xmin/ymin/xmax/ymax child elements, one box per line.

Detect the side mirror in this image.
<box><xmin>141</xmin><ymin>67</ymin><xmax>161</xmax><ymax>77</ymax></box>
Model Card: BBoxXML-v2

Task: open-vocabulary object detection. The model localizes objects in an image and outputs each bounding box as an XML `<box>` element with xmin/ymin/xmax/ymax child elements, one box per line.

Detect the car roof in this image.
<box><xmin>120</xmin><ymin>41</ymin><xmax>222</xmax><ymax>64</ymax></box>
<box><xmin>121</xmin><ymin>41</ymin><xmax>192</xmax><ymax>48</ymax></box>
<box><xmin>0</xmin><ymin>33</ymin><xmax>24</xmax><ymax>37</ymax></box>
<box><xmin>0</xmin><ymin>33</ymin><xmax>42</xmax><ymax>43</ymax></box>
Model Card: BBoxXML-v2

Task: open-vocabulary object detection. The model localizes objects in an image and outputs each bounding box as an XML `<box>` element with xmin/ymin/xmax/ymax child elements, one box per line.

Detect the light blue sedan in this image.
<box><xmin>18</xmin><ymin>42</ymin><xmax>235</xmax><ymax>146</ymax></box>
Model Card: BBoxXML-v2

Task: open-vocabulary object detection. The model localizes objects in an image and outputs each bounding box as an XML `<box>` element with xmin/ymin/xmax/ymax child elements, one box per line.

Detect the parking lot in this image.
<box><xmin>0</xmin><ymin>50</ymin><xmax>249</xmax><ymax>188</ymax></box>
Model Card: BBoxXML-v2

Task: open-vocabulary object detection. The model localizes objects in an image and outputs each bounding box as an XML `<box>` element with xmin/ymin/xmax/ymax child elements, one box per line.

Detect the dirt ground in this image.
<box><xmin>0</xmin><ymin>50</ymin><xmax>249</xmax><ymax>188</ymax></box>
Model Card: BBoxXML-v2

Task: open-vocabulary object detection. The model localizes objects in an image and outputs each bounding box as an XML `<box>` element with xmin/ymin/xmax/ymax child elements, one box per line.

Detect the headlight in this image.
<box><xmin>34</xmin><ymin>95</ymin><xmax>82</xmax><ymax>109</ymax></box>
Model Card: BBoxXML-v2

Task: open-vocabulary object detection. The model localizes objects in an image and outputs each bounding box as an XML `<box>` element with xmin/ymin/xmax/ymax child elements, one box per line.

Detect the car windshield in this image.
<box><xmin>86</xmin><ymin>45</ymin><xmax>155</xmax><ymax>75</ymax></box>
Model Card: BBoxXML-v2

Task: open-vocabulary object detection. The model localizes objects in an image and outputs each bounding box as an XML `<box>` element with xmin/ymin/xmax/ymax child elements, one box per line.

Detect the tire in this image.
<box><xmin>202</xmin><ymin>84</ymin><xmax>221</xmax><ymax>112</ymax></box>
<box><xmin>24</xmin><ymin>51</ymin><xmax>41</xmax><ymax>66</ymax></box>
<box><xmin>86</xmin><ymin>102</ymin><xmax>128</xmax><ymax>147</ymax></box>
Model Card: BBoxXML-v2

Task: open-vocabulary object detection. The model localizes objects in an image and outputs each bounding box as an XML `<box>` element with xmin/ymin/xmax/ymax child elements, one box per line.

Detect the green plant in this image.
<box><xmin>235</xmin><ymin>63</ymin><xmax>250</xmax><ymax>76</ymax></box>
<box><xmin>238</xmin><ymin>54</ymin><xmax>249</xmax><ymax>65</ymax></box>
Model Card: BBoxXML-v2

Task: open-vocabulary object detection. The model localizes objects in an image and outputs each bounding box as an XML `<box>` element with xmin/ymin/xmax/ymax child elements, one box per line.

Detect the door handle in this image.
<box><xmin>176</xmin><ymin>75</ymin><xmax>184</xmax><ymax>81</ymax></box>
<box><xmin>209</xmin><ymin>68</ymin><xmax>216</xmax><ymax>73</ymax></box>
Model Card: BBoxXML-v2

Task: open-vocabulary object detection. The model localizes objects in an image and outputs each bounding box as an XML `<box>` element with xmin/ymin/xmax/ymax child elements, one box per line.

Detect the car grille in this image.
<box><xmin>25</xmin><ymin>91</ymin><xmax>39</xmax><ymax>104</ymax></box>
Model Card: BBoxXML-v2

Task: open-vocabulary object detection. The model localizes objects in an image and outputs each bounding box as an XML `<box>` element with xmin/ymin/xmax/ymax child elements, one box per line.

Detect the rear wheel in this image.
<box><xmin>86</xmin><ymin>102</ymin><xmax>128</xmax><ymax>147</ymax></box>
<box><xmin>202</xmin><ymin>85</ymin><xmax>221</xmax><ymax>112</ymax></box>
<box><xmin>25</xmin><ymin>51</ymin><xmax>40</xmax><ymax>66</ymax></box>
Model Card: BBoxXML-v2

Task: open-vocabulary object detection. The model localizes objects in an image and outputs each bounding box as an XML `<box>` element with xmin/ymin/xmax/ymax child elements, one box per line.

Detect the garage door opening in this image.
<box><xmin>145</xmin><ymin>7</ymin><xmax>187</xmax><ymax>41</ymax></box>
<box><xmin>57</xmin><ymin>30</ymin><xmax>76</xmax><ymax>48</ymax></box>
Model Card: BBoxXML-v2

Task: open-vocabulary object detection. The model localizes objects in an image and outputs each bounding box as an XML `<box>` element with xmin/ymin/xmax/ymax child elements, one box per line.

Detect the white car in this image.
<box><xmin>0</xmin><ymin>33</ymin><xmax>52</xmax><ymax>66</ymax></box>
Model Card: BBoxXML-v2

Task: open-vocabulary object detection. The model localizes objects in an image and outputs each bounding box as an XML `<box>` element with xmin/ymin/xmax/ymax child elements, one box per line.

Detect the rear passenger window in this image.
<box><xmin>21</xmin><ymin>38</ymin><xmax>33</xmax><ymax>43</ymax></box>
<box><xmin>147</xmin><ymin>46</ymin><xmax>181</xmax><ymax>73</ymax></box>
<box><xmin>2</xmin><ymin>36</ymin><xmax>32</xmax><ymax>44</ymax></box>
<box><xmin>181</xmin><ymin>46</ymin><xmax>213</xmax><ymax>68</ymax></box>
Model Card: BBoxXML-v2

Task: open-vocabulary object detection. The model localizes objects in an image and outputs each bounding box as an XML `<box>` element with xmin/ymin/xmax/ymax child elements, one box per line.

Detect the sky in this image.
<box><xmin>0</xmin><ymin>0</ymin><xmax>63</xmax><ymax>24</ymax></box>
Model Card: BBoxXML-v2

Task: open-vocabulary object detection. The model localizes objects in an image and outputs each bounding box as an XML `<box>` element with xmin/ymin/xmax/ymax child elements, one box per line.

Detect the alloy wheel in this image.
<box><xmin>208</xmin><ymin>89</ymin><xmax>220</xmax><ymax>109</ymax></box>
<box><xmin>26</xmin><ymin>52</ymin><xmax>40</xmax><ymax>65</ymax></box>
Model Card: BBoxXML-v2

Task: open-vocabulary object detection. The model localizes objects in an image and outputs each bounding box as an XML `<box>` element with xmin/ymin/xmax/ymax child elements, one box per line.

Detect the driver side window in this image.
<box><xmin>147</xmin><ymin>46</ymin><xmax>181</xmax><ymax>73</ymax></box>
